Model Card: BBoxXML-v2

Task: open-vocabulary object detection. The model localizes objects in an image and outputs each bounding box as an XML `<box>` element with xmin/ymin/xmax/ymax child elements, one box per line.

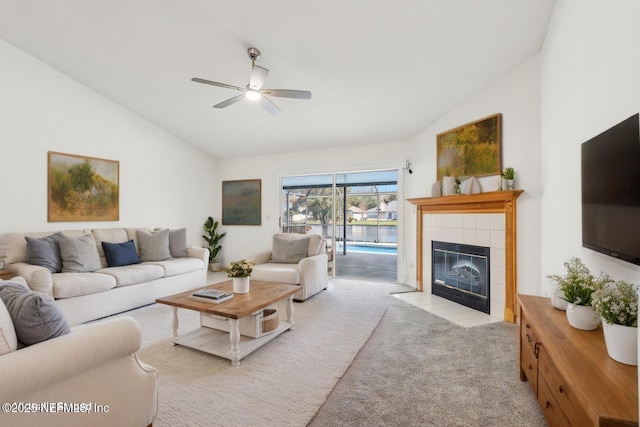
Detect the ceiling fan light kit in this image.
<box><xmin>192</xmin><ymin>47</ymin><xmax>311</xmax><ymax>115</ymax></box>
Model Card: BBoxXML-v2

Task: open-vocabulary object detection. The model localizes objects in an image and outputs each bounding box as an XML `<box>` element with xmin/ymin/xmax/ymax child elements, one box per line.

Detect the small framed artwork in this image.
<box><xmin>222</xmin><ymin>179</ymin><xmax>262</xmax><ymax>225</ymax></box>
<box><xmin>48</xmin><ymin>151</ymin><xmax>119</xmax><ymax>222</ymax></box>
<box><xmin>436</xmin><ymin>113</ymin><xmax>502</xmax><ymax>180</ymax></box>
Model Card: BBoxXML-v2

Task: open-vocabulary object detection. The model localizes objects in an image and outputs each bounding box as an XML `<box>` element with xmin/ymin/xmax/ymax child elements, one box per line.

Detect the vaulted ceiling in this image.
<box><xmin>0</xmin><ymin>1</ymin><xmax>555</xmax><ymax>159</ymax></box>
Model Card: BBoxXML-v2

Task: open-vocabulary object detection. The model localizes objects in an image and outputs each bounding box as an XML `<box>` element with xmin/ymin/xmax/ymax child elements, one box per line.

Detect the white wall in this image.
<box><xmin>404</xmin><ymin>54</ymin><xmax>543</xmax><ymax>295</ymax></box>
<box><xmin>0</xmin><ymin>39</ymin><xmax>218</xmax><ymax>246</ymax></box>
<box><xmin>540</xmin><ymin>0</ymin><xmax>640</xmax><ymax>290</ymax></box>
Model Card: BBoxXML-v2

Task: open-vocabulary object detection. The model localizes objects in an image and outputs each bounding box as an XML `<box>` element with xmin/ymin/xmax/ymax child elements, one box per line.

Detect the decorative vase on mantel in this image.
<box><xmin>566</xmin><ymin>303</ymin><xmax>600</xmax><ymax>330</ymax></box>
<box><xmin>601</xmin><ymin>321</ymin><xmax>638</xmax><ymax>366</ymax></box>
<box><xmin>233</xmin><ymin>276</ymin><xmax>250</xmax><ymax>294</ymax></box>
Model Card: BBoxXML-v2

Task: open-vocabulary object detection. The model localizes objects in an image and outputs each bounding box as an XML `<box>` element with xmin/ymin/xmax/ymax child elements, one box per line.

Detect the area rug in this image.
<box><xmin>308</xmin><ymin>298</ymin><xmax>547</xmax><ymax>427</ymax></box>
<box><xmin>118</xmin><ymin>278</ymin><xmax>409</xmax><ymax>427</ymax></box>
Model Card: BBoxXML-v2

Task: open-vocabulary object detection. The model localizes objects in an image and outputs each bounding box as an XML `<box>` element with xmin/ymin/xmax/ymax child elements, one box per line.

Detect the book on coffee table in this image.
<box><xmin>190</xmin><ymin>288</ymin><xmax>234</xmax><ymax>304</ymax></box>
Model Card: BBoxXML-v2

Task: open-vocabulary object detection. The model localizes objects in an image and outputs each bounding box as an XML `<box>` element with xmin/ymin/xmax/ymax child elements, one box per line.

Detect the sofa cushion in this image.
<box><xmin>252</xmin><ymin>263</ymin><xmax>300</xmax><ymax>284</ymax></box>
<box><xmin>59</xmin><ymin>233</ymin><xmax>102</xmax><ymax>272</ymax></box>
<box><xmin>97</xmin><ymin>264</ymin><xmax>164</xmax><ymax>287</ymax></box>
<box><xmin>102</xmin><ymin>240</ymin><xmax>142</xmax><ymax>267</ymax></box>
<box><xmin>0</xmin><ymin>299</ymin><xmax>17</xmax><ymax>355</ymax></box>
<box><xmin>137</xmin><ymin>229</ymin><xmax>172</xmax><ymax>261</ymax></box>
<box><xmin>0</xmin><ymin>282</ymin><xmax>70</xmax><ymax>346</ymax></box>
<box><xmin>25</xmin><ymin>234</ymin><xmax>62</xmax><ymax>273</ymax></box>
<box><xmin>270</xmin><ymin>234</ymin><xmax>311</xmax><ymax>264</ymax></box>
<box><xmin>146</xmin><ymin>258</ymin><xmax>203</xmax><ymax>277</ymax></box>
<box><xmin>169</xmin><ymin>228</ymin><xmax>189</xmax><ymax>258</ymax></box>
<box><xmin>52</xmin><ymin>273</ymin><xmax>117</xmax><ymax>299</ymax></box>
<box><xmin>92</xmin><ymin>228</ymin><xmax>129</xmax><ymax>261</ymax></box>
<box><xmin>307</xmin><ymin>235</ymin><xmax>325</xmax><ymax>256</ymax></box>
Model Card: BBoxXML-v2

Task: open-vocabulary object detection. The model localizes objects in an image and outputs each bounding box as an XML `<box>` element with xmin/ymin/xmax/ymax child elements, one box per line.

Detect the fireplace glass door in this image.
<box><xmin>432</xmin><ymin>241</ymin><xmax>490</xmax><ymax>313</ymax></box>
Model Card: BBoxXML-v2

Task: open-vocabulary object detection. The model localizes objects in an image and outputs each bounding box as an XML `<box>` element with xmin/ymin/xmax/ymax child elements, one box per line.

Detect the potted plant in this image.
<box><xmin>592</xmin><ymin>280</ymin><xmax>638</xmax><ymax>365</ymax></box>
<box><xmin>502</xmin><ymin>167</ymin><xmax>515</xmax><ymax>190</ymax></box>
<box><xmin>202</xmin><ymin>217</ymin><xmax>226</xmax><ymax>272</ymax></box>
<box><xmin>224</xmin><ymin>258</ymin><xmax>255</xmax><ymax>293</ymax></box>
<box><xmin>547</xmin><ymin>257</ymin><xmax>612</xmax><ymax>330</ymax></box>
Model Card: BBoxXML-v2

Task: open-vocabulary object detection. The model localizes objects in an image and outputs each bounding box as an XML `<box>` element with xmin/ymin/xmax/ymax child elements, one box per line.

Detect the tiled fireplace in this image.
<box><xmin>425</xmin><ymin>214</ymin><xmax>504</xmax><ymax>317</ymax></box>
<box><xmin>408</xmin><ymin>191</ymin><xmax>522</xmax><ymax>322</ymax></box>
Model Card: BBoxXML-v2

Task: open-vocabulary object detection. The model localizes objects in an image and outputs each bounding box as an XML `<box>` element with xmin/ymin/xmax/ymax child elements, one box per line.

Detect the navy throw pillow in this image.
<box><xmin>101</xmin><ymin>240</ymin><xmax>142</xmax><ymax>267</ymax></box>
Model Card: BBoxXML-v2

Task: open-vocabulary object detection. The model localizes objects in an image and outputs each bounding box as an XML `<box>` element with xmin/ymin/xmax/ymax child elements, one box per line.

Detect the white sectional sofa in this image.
<box><xmin>250</xmin><ymin>233</ymin><xmax>328</xmax><ymax>301</ymax></box>
<box><xmin>1</xmin><ymin>227</ymin><xmax>208</xmax><ymax>325</ymax></box>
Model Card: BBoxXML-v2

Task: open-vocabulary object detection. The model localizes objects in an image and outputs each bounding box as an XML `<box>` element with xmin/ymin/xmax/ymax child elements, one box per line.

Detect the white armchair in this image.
<box><xmin>0</xmin><ymin>280</ymin><xmax>158</xmax><ymax>427</ymax></box>
<box><xmin>250</xmin><ymin>233</ymin><xmax>328</xmax><ymax>301</ymax></box>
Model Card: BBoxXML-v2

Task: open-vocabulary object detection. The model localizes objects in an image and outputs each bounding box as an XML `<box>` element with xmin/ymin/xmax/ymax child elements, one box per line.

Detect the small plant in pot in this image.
<box><xmin>224</xmin><ymin>258</ymin><xmax>255</xmax><ymax>294</ymax></box>
<box><xmin>502</xmin><ymin>167</ymin><xmax>515</xmax><ymax>190</ymax></box>
<box><xmin>592</xmin><ymin>280</ymin><xmax>639</xmax><ymax>365</ymax></box>
<box><xmin>202</xmin><ymin>217</ymin><xmax>226</xmax><ymax>272</ymax></box>
<box><xmin>547</xmin><ymin>257</ymin><xmax>613</xmax><ymax>330</ymax></box>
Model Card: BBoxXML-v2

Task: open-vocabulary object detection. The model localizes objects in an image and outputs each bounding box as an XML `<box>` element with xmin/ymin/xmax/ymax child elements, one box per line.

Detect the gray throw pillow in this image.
<box><xmin>25</xmin><ymin>234</ymin><xmax>62</xmax><ymax>273</ymax></box>
<box><xmin>58</xmin><ymin>233</ymin><xmax>102</xmax><ymax>272</ymax></box>
<box><xmin>0</xmin><ymin>283</ymin><xmax>70</xmax><ymax>346</ymax></box>
<box><xmin>270</xmin><ymin>235</ymin><xmax>310</xmax><ymax>264</ymax></box>
<box><xmin>137</xmin><ymin>229</ymin><xmax>172</xmax><ymax>261</ymax></box>
<box><xmin>169</xmin><ymin>228</ymin><xmax>188</xmax><ymax>258</ymax></box>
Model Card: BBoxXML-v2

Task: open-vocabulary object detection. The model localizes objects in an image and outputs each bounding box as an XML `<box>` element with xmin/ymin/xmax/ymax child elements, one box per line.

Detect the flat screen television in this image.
<box><xmin>581</xmin><ymin>113</ymin><xmax>640</xmax><ymax>266</ymax></box>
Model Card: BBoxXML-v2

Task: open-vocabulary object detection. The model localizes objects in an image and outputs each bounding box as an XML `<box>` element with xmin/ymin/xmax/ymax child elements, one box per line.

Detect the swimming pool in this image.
<box><xmin>336</xmin><ymin>243</ymin><xmax>397</xmax><ymax>255</ymax></box>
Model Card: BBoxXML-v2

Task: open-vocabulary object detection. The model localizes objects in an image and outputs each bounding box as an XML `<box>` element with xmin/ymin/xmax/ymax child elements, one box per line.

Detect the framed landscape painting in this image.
<box><xmin>222</xmin><ymin>179</ymin><xmax>262</xmax><ymax>226</ymax></box>
<box><xmin>436</xmin><ymin>113</ymin><xmax>502</xmax><ymax>180</ymax></box>
<box><xmin>48</xmin><ymin>151</ymin><xmax>119</xmax><ymax>222</ymax></box>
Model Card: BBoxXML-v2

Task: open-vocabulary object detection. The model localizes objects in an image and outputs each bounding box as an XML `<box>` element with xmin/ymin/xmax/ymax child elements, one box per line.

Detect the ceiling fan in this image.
<box><xmin>191</xmin><ymin>47</ymin><xmax>312</xmax><ymax>115</ymax></box>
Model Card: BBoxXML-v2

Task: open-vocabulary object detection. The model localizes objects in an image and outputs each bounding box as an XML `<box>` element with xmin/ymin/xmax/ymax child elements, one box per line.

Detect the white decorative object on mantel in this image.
<box><xmin>459</xmin><ymin>176</ymin><xmax>481</xmax><ymax>195</ymax></box>
<box><xmin>442</xmin><ymin>176</ymin><xmax>457</xmax><ymax>196</ymax></box>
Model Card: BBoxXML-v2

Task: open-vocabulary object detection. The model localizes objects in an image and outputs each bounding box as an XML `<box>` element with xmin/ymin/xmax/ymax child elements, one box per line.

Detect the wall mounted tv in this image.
<box><xmin>581</xmin><ymin>113</ymin><xmax>640</xmax><ymax>266</ymax></box>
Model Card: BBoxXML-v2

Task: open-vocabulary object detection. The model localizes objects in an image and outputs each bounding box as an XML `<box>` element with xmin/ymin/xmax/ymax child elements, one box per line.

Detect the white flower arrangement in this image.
<box><xmin>547</xmin><ymin>257</ymin><xmax>612</xmax><ymax>306</ymax></box>
<box><xmin>591</xmin><ymin>280</ymin><xmax>638</xmax><ymax>327</ymax></box>
<box><xmin>225</xmin><ymin>258</ymin><xmax>255</xmax><ymax>278</ymax></box>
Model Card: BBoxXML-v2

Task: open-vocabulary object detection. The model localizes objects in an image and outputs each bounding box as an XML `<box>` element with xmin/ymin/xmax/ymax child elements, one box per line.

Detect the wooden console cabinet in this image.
<box><xmin>518</xmin><ymin>294</ymin><xmax>638</xmax><ymax>426</ymax></box>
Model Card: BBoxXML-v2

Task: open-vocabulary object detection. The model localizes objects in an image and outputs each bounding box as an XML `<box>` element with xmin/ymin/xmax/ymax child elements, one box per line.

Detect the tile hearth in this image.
<box><xmin>393</xmin><ymin>291</ymin><xmax>502</xmax><ymax>327</ymax></box>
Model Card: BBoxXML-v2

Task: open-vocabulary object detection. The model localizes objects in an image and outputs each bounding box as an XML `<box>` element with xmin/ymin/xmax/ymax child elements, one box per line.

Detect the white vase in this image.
<box><xmin>551</xmin><ymin>289</ymin><xmax>569</xmax><ymax>311</ymax></box>
<box><xmin>232</xmin><ymin>276</ymin><xmax>250</xmax><ymax>293</ymax></box>
<box><xmin>566</xmin><ymin>303</ymin><xmax>600</xmax><ymax>330</ymax></box>
<box><xmin>602</xmin><ymin>320</ymin><xmax>638</xmax><ymax>366</ymax></box>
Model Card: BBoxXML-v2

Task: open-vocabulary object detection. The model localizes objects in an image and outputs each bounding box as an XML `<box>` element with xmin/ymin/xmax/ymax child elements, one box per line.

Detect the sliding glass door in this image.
<box><xmin>280</xmin><ymin>170</ymin><xmax>398</xmax><ymax>280</ymax></box>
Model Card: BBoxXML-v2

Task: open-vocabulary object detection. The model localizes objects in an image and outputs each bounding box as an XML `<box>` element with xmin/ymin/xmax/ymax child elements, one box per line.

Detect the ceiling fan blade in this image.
<box><xmin>261</xmin><ymin>89</ymin><xmax>312</xmax><ymax>100</ymax></box>
<box><xmin>213</xmin><ymin>94</ymin><xmax>245</xmax><ymax>109</ymax></box>
<box><xmin>192</xmin><ymin>78</ymin><xmax>246</xmax><ymax>93</ymax></box>
<box><xmin>259</xmin><ymin>95</ymin><xmax>281</xmax><ymax>116</ymax></box>
<box><xmin>249</xmin><ymin>65</ymin><xmax>269</xmax><ymax>90</ymax></box>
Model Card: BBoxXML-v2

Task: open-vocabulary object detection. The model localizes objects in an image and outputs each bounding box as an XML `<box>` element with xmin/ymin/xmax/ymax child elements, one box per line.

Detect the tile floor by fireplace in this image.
<box><xmin>393</xmin><ymin>291</ymin><xmax>503</xmax><ymax>327</ymax></box>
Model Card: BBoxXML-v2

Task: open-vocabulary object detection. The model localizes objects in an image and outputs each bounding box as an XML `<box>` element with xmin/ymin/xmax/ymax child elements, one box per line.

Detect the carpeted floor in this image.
<box><xmin>308</xmin><ymin>298</ymin><xmax>547</xmax><ymax>427</ymax></box>
<box><xmin>118</xmin><ymin>278</ymin><xmax>545</xmax><ymax>426</ymax></box>
<box><xmin>121</xmin><ymin>278</ymin><xmax>408</xmax><ymax>427</ymax></box>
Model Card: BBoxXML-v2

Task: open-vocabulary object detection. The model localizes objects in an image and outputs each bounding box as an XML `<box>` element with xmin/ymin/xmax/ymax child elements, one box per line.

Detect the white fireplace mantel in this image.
<box><xmin>408</xmin><ymin>190</ymin><xmax>523</xmax><ymax>323</ymax></box>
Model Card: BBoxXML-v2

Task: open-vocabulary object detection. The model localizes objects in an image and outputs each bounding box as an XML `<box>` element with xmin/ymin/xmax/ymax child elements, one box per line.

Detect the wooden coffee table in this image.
<box><xmin>156</xmin><ymin>280</ymin><xmax>299</xmax><ymax>365</ymax></box>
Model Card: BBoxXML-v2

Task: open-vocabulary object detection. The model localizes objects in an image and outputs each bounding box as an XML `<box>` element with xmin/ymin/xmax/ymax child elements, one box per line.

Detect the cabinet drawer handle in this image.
<box><xmin>545</xmin><ymin>401</ymin><xmax>551</xmax><ymax>409</ymax></box>
<box><xmin>559</xmin><ymin>385</ymin><xmax>564</xmax><ymax>394</ymax></box>
<box><xmin>528</xmin><ymin>363</ymin><xmax>533</xmax><ymax>371</ymax></box>
<box><xmin>526</xmin><ymin>334</ymin><xmax>532</xmax><ymax>343</ymax></box>
<box><xmin>525</xmin><ymin>323</ymin><xmax>531</xmax><ymax>329</ymax></box>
